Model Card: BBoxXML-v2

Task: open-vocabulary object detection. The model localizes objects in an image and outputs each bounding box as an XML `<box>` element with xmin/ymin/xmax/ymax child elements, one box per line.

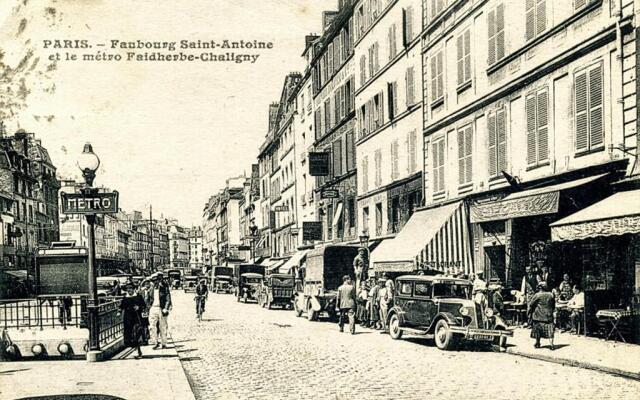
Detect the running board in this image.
<box><xmin>401</xmin><ymin>327</ymin><xmax>434</xmax><ymax>339</ymax></box>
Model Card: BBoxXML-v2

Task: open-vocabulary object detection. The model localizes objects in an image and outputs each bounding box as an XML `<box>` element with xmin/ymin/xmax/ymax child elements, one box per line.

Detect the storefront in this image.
<box><xmin>550</xmin><ymin>189</ymin><xmax>640</xmax><ymax>343</ymax></box>
<box><xmin>469</xmin><ymin>172</ymin><xmax>613</xmax><ymax>288</ymax></box>
<box><xmin>370</xmin><ymin>200</ymin><xmax>474</xmax><ymax>276</ymax></box>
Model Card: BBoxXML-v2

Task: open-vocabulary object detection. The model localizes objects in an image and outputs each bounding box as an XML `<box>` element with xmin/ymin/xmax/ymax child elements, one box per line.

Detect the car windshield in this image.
<box><xmin>245</xmin><ymin>277</ymin><xmax>261</xmax><ymax>284</ymax></box>
<box><xmin>432</xmin><ymin>283</ymin><xmax>471</xmax><ymax>299</ymax></box>
<box><xmin>271</xmin><ymin>277</ymin><xmax>293</xmax><ymax>286</ymax></box>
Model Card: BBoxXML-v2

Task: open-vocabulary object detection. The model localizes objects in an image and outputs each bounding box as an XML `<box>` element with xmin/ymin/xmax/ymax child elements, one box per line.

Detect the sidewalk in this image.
<box><xmin>504</xmin><ymin>327</ymin><xmax>640</xmax><ymax>380</ymax></box>
<box><xmin>0</xmin><ymin>336</ymin><xmax>195</xmax><ymax>400</ymax></box>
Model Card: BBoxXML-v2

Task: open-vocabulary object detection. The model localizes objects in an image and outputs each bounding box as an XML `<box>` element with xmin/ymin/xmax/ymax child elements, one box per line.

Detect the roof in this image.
<box><xmin>396</xmin><ymin>275</ymin><xmax>471</xmax><ymax>285</ymax></box>
<box><xmin>241</xmin><ymin>272</ymin><xmax>264</xmax><ymax>278</ymax></box>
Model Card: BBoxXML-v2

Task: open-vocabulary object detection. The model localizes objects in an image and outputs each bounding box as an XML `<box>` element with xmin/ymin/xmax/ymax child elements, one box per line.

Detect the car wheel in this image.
<box><xmin>307</xmin><ymin>301</ymin><xmax>317</xmax><ymax>321</ymax></box>
<box><xmin>434</xmin><ymin>319</ymin><xmax>458</xmax><ymax>351</ymax></box>
<box><xmin>389</xmin><ymin>313</ymin><xmax>403</xmax><ymax>340</ymax></box>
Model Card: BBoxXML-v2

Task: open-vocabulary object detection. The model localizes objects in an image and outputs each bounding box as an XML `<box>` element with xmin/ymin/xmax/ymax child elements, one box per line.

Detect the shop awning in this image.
<box><xmin>371</xmin><ymin>201</ymin><xmax>474</xmax><ymax>274</ymax></box>
<box><xmin>259</xmin><ymin>258</ymin><xmax>277</xmax><ymax>267</ymax></box>
<box><xmin>266</xmin><ymin>259</ymin><xmax>287</xmax><ymax>273</ymax></box>
<box><xmin>277</xmin><ymin>250</ymin><xmax>308</xmax><ymax>274</ymax></box>
<box><xmin>332</xmin><ymin>203</ymin><xmax>343</xmax><ymax>229</ymax></box>
<box><xmin>550</xmin><ymin>189</ymin><xmax>640</xmax><ymax>241</ymax></box>
<box><xmin>470</xmin><ymin>173</ymin><xmax>608</xmax><ymax>223</ymax></box>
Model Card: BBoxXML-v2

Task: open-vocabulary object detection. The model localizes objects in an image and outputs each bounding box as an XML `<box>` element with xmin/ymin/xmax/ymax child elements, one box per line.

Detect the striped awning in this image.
<box><xmin>371</xmin><ymin>201</ymin><xmax>474</xmax><ymax>275</ymax></box>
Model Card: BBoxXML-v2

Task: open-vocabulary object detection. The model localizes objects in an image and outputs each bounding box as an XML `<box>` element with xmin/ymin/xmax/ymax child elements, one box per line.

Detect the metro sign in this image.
<box><xmin>61</xmin><ymin>191</ymin><xmax>119</xmax><ymax>215</ymax></box>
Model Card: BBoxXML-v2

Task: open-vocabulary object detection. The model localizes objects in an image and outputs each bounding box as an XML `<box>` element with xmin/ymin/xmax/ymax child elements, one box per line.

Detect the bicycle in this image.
<box><xmin>195</xmin><ymin>295</ymin><xmax>206</xmax><ymax>322</ymax></box>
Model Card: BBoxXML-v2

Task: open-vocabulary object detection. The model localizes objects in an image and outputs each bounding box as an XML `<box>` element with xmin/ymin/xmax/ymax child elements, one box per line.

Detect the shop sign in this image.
<box><xmin>309</xmin><ymin>152</ymin><xmax>330</xmax><ymax>176</ymax></box>
<box><xmin>320</xmin><ymin>189</ymin><xmax>339</xmax><ymax>199</ymax></box>
<box><xmin>302</xmin><ymin>221</ymin><xmax>323</xmax><ymax>241</ymax></box>
<box><xmin>470</xmin><ymin>191</ymin><xmax>559</xmax><ymax>223</ymax></box>
<box><xmin>274</xmin><ymin>205</ymin><xmax>289</xmax><ymax>212</ymax></box>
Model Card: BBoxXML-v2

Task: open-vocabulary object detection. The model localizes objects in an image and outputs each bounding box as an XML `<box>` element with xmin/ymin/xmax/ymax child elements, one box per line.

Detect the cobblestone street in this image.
<box><xmin>169</xmin><ymin>291</ymin><xmax>640</xmax><ymax>400</ymax></box>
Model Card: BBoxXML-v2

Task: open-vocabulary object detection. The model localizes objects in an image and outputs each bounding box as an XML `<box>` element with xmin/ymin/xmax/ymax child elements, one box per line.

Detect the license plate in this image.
<box><xmin>471</xmin><ymin>334</ymin><xmax>494</xmax><ymax>341</ymax></box>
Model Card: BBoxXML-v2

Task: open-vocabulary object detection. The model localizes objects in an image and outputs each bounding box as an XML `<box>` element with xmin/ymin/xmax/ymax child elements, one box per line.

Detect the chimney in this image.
<box><xmin>268</xmin><ymin>102</ymin><xmax>279</xmax><ymax>132</ymax></box>
<box><xmin>322</xmin><ymin>11</ymin><xmax>339</xmax><ymax>32</ymax></box>
<box><xmin>305</xmin><ymin>34</ymin><xmax>319</xmax><ymax>50</ymax></box>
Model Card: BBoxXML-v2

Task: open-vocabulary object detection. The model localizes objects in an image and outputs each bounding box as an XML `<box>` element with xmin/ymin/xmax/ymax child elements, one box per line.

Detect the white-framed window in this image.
<box><xmin>525</xmin><ymin>0</ymin><xmax>546</xmax><ymax>42</ymax></box>
<box><xmin>456</xmin><ymin>29</ymin><xmax>471</xmax><ymax>87</ymax></box>
<box><xmin>525</xmin><ymin>87</ymin><xmax>550</xmax><ymax>166</ymax></box>
<box><xmin>432</xmin><ymin>137</ymin><xmax>445</xmax><ymax>193</ymax></box>
<box><xmin>488</xmin><ymin>107</ymin><xmax>507</xmax><ymax>177</ymax></box>
<box><xmin>487</xmin><ymin>3</ymin><xmax>505</xmax><ymax>66</ymax></box>
<box><xmin>430</xmin><ymin>49</ymin><xmax>444</xmax><ymax>105</ymax></box>
<box><xmin>457</xmin><ymin>124</ymin><xmax>473</xmax><ymax>185</ymax></box>
<box><xmin>574</xmin><ymin>61</ymin><xmax>604</xmax><ymax>153</ymax></box>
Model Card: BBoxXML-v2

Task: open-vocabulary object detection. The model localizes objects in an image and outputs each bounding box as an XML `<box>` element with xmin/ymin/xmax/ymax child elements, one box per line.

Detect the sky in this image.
<box><xmin>0</xmin><ymin>0</ymin><xmax>332</xmax><ymax>226</ymax></box>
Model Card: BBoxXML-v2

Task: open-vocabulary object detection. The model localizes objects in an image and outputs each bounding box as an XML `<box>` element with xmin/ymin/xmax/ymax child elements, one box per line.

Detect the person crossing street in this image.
<box><xmin>195</xmin><ymin>279</ymin><xmax>208</xmax><ymax>319</ymax></box>
<box><xmin>148</xmin><ymin>271</ymin><xmax>172</xmax><ymax>349</ymax></box>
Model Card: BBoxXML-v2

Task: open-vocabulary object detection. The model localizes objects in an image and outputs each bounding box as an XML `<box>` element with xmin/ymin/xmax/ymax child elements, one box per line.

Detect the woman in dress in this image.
<box><xmin>120</xmin><ymin>283</ymin><xmax>146</xmax><ymax>359</ymax></box>
<box><xmin>527</xmin><ymin>282</ymin><xmax>556</xmax><ymax>350</ymax></box>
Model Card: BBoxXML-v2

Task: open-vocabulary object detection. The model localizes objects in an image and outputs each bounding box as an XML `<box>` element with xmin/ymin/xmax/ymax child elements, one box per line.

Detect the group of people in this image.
<box><xmin>118</xmin><ymin>271</ymin><xmax>172</xmax><ymax>359</ymax></box>
<box><xmin>335</xmin><ymin>273</ymin><xmax>396</xmax><ymax>335</ymax></box>
<box><xmin>520</xmin><ymin>265</ymin><xmax>585</xmax><ymax>350</ymax></box>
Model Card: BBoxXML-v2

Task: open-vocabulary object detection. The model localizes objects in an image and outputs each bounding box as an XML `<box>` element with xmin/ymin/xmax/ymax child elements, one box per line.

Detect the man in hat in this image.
<box><xmin>195</xmin><ymin>279</ymin><xmax>209</xmax><ymax>316</ymax></box>
<box><xmin>336</xmin><ymin>275</ymin><xmax>357</xmax><ymax>334</ymax></box>
<box><xmin>148</xmin><ymin>271</ymin><xmax>172</xmax><ymax>349</ymax></box>
<box><xmin>353</xmin><ymin>248</ymin><xmax>368</xmax><ymax>291</ymax></box>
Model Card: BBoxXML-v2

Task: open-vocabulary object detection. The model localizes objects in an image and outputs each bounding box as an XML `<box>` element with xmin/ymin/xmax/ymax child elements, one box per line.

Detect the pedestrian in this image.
<box><xmin>120</xmin><ymin>283</ymin><xmax>146</xmax><ymax>359</ymax></box>
<box><xmin>336</xmin><ymin>275</ymin><xmax>357</xmax><ymax>334</ymax></box>
<box><xmin>378</xmin><ymin>279</ymin><xmax>390</xmax><ymax>333</ymax></box>
<box><xmin>528</xmin><ymin>282</ymin><xmax>556</xmax><ymax>350</ymax></box>
<box><xmin>367</xmin><ymin>278</ymin><xmax>380</xmax><ymax>329</ymax></box>
<box><xmin>356</xmin><ymin>282</ymin><xmax>369</xmax><ymax>326</ymax></box>
<box><xmin>521</xmin><ymin>266</ymin><xmax>538</xmax><ymax>324</ymax></box>
<box><xmin>148</xmin><ymin>272</ymin><xmax>172</xmax><ymax>349</ymax></box>
<box><xmin>195</xmin><ymin>279</ymin><xmax>208</xmax><ymax>317</ymax></box>
<box><xmin>57</xmin><ymin>296</ymin><xmax>73</xmax><ymax>324</ymax></box>
<box><xmin>138</xmin><ymin>279</ymin><xmax>153</xmax><ymax>345</ymax></box>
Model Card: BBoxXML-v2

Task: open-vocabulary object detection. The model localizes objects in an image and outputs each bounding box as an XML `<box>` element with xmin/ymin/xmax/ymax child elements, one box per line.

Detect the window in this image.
<box><xmin>430</xmin><ymin>0</ymin><xmax>446</xmax><ymax>22</ymax></box>
<box><xmin>488</xmin><ymin>108</ymin><xmax>507</xmax><ymax>177</ymax></box>
<box><xmin>328</xmin><ymin>43</ymin><xmax>334</xmax><ymax>76</ymax></box>
<box><xmin>407</xmin><ymin>130</ymin><xmax>418</xmax><ymax>173</ymax></box>
<box><xmin>362</xmin><ymin>206</ymin><xmax>370</xmax><ymax>233</ymax></box>
<box><xmin>388</xmin><ymin>23</ymin><xmax>397</xmax><ymax>61</ymax></box>
<box><xmin>456</xmin><ymin>29</ymin><xmax>471</xmax><ymax>87</ymax></box>
<box><xmin>314</xmin><ymin>109</ymin><xmax>322</xmax><ymax>139</ymax></box>
<box><xmin>375</xmin><ymin>203</ymin><xmax>383</xmax><ymax>236</ymax></box>
<box><xmin>324</xmin><ymin>99</ymin><xmax>331</xmax><ymax>133</ymax></box>
<box><xmin>575</xmin><ymin>62</ymin><xmax>604</xmax><ymax>153</ymax></box>
<box><xmin>525</xmin><ymin>0</ymin><xmax>546</xmax><ymax>41</ymax></box>
<box><xmin>457</xmin><ymin>125</ymin><xmax>473</xmax><ymax>185</ymax></box>
<box><xmin>391</xmin><ymin>139</ymin><xmax>399</xmax><ymax>180</ymax></box>
<box><xmin>525</xmin><ymin>88</ymin><xmax>550</xmax><ymax>166</ymax></box>
<box><xmin>402</xmin><ymin>6</ymin><xmax>414</xmax><ymax>46</ymax></box>
<box><xmin>360</xmin><ymin>55</ymin><xmax>367</xmax><ymax>85</ymax></box>
<box><xmin>415</xmin><ymin>282</ymin><xmax>432</xmax><ymax>297</ymax></box>
<box><xmin>574</xmin><ymin>0</ymin><xmax>591</xmax><ymax>10</ymax></box>
<box><xmin>346</xmin><ymin>78</ymin><xmax>354</xmax><ymax>112</ymax></box>
<box><xmin>374</xmin><ymin>92</ymin><xmax>384</xmax><ymax>128</ymax></box>
<box><xmin>390</xmin><ymin>196</ymin><xmax>400</xmax><ymax>233</ymax></box>
<box><xmin>399</xmin><ymin>282</ymin><xmax>412</xmax><ymax>295</ymax></box>
<box><xmin>332</xmin><ymin>139</ymin><xmax>343</xmax><ymax>177</ymax></box>
<box><xmin>406</xmin><ymin>67</ymin><xmax>416</xmax><ymax>107</ymax></box>
<box><xmin>432</xmin><ymin>138</ymin><xmax>445</xmax><ymax>193</ymax></box>
<box><xmin>374</xmin><ymin>149</ymin><xmax>383</xmax><ymax>187</ymax></box>
<box><xmin>347</xmin><ymin>197</ymin><xmax>356</xmax><ymax>230</ymax></box>
<box><xmin>430</xmin><ymin>50</ymin><xmax>444</xmax><ymax>105</ymax></box>
<box><xmin>361</xmin><ymin>156</ymin><xmax>369</xmax><ymax>192</ymax></box>
<box><xmin>346</xmin><ymin>130</ymin><xmax>356</xmax><ymax>171</ymax></box>
<box><xmin>387</xmin><ymin>81</ymin><xmax>398</xmax><ymax>120</ymax></box>
<box><xmin>487</xmin><ymin>3</ymin><xmax>505</xmax><ymax>65</ymax></box>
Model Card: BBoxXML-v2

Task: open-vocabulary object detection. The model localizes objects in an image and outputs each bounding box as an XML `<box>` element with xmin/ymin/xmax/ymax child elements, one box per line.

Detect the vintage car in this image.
<box><xmin>257</xmin><ymin>273</ymin><xmax>295</xmax><ymax>309</ymax></box>
<box><xmin>167</xmin><ymin>269</ymin><xmax>182</xmax><ymax>289</ymax></box>
<box><xmin>293</xmin><ymin>245</ymin><xmax>358</xmax><ymax>321</ymax></box>
<box><xmin>237</xmin><ymin>272</ymin><xmax>263</xmax><ymax>303</ymax></box>
<box><xmin>211</xmin><ymin>266</ymin><xmax>234</xmax><ymax>293</ymax></box>
<box><xmin>387</xmin><ymin>275</ymin><xmax>512</xmax><ymax>350</ymax></box>
<box><xmin>182</xmin><ymin>275</ymin><xmax>199</xmax><ymax>293</ymax></box>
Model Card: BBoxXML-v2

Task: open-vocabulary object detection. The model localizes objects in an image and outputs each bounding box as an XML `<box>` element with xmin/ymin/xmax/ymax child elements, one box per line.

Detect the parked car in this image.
<box><xmin>237</xmin><ymin>273</ymin><xmax>263</xmax><ymax>303</ymax></box>
<box><xmin>232</xmin><ymin>263</ymin><xmax>265</xmax><ymax>300</ymax></box>
<box><xmin>211</xmin><ymin>266</ymin><xmax>234</xmax><ymax>293</ymax></box>
<box><xmin>257</xmin><ymin>273</ymin><xmax>295</xmax><ymax>309</ymax></box>
<box><xmin>293</xmin><ymin>245</ymin><xmax>358</xmax><ymax>321</ymax></box>
<box><xmin>183</xmin><ymin>275</ymin><xmax>199</xmax><ymax>293</ymax></box>
<box><xmin>386</xmin><ymin>275</ymin><xmax>512</xmax><ymax>350</ymax></box>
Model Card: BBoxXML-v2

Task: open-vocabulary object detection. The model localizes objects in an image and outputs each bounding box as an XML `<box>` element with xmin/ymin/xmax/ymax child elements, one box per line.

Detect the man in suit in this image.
<box><xmin>148</xmin><ymin>272</ymin><xmax>172</xmax><ymax>349</ymax></box>
<box><xmin>336</xmin><ymin>275</ymin><xmax>357</xmax><ymax>334</ymax></box>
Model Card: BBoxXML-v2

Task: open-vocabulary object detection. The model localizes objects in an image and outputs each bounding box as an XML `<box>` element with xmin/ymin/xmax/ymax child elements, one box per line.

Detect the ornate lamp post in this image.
<box><xmin>77</xmin><ymin>143</ymin><xmax>100</xmax><ymax>352</ymax></box>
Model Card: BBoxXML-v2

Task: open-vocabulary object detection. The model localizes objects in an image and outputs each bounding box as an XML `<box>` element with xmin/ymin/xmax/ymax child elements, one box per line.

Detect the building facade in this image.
<box><xmin>188</xmin><ymin>226</ymin><xmax>204</xmax><ymax>271</ymax></box>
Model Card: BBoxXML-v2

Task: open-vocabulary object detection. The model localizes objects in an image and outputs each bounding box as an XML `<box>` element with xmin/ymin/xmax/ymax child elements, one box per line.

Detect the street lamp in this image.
<box><xmin>77</xmin><ymin>143</ymin><xmax>100</xmax><ymax>352</ymax></box>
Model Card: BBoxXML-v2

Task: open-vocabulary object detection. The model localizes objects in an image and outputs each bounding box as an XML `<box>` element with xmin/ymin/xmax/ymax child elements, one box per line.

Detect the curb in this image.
<box><xmin>504</xmin><ymin>348</ymin><xmax>640</xmax><ymax>381</ymax></box>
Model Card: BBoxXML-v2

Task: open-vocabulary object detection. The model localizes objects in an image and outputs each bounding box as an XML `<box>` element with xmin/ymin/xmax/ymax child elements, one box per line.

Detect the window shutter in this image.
<box><xmin>360</xmin><ymin>55</ymin><xmax>366</xmax><ymax>85</ymax></box>
<box><xmin>374</xmin><ymin>42</ymin><xmax>380</xmax><ymax>72</ymax></box>
<box><xmin>487</xmin><ymin>9</ymin><xmax>496</xmax><ymax>65</ymax></box>
<box><xmin>430</xmin><ymin>56</ymin><xmax>437</xmax><ymax>102</ymax></box>
<box><xmin>465</xmin><ymin>126</ymin><xmax>473</xmax><ymax>184</ymax></box>
<box><xmin>536</xmin><ymin>0</ymin><xmax>546</xmax><ymax>36</ymax></box>
<box><xmin>574</xmin><ymin>0</ymin><xmax>587</xmax><ymax>10</ymax></box>
<box><xmin>526</xmin><ymin>94</ymin><xmax>537</xmax><ymax>165</ymax></box>
<box><xmin>388</xmin><ymin>25</ymin><xmax>395</xmax><ymax>60</ymax></box>
<box><xmin>432</xmin><ymin>141</ymin><xmax>440</xmax><ymax>192</ymax></box>
<box><xmin>525</xmin><ymin>0</ymin><xmax>535</xmax><ymax>41</ymax></box>
<box><xmin>392</xmin><ymin>81</ymin><xmax>398</xmax><ymax>117</ymax></box>
<box><xmin>437</xmin><ymin>51</ymin><xmax>444</xmax><ymax>99</ymax></box>
<box><xmin>496</xmin><ymin>4</ymin><xmax>505</xmax><ymax>61</ymax></box>
<box><xmin>378</xmin><ymin>90</ymin><xmax>385</xmax><ymax>125</ymax></box>
<box><xmin>438</xmin><ymin>140</ymin><xmax>445</xmax><ymax>191</ymax></box>
<box><xmin>589</xmin><ymin>63</ymin><xmax>604</xmax><ymax>148</ymax></box>
<box><xmin>488</xmin><ymin>113</ymin><xmax>497</xmax><ymax>177</ymax></box>
<box><xmin>406</xmin><ymin>6</ymin><xmax>414</xmax><ymax>43</ymax></box>
<box><xmin>537</xmin><ymin>89</ymin><xmax>549</xmax><ymax>162</ymax></box>
<box><xmin>575</xmin><ymin>70</ymin><xmax>589</xmax><ymax>152</ymax></box>
<box><xmin>402</xmin><ymin>8</ymin><xmax>408</xmax><ymax>46</ymax></box>
<box><xmin>431</xmin><ymin>0</ymin><xmax>437</xmax><ymax>22</ymax></box>
<box><xmin>362</xmin><ymin>156</ymin><xmax>368</xmax><ymax>192</ymax></box>
<box><xmin>497</xmin><ymin>109</ymin><xmax>507</xmax><ymax>173</ymax></box>
<box><xmin>456</xmin><ymin>34</ymin><xmax>464</xmax><ymax>86</ymax></box>
<box><xmin>406</xmin><ymin>67</ymin><xmax>415</xmax><ymax>107</ymax></box>
<box><xmin>457</xmin><ymin>129</ymin><xmax>466</xmax><ymax>184</ymax></box>
<box><xmin>464</xmin><ymin>30</ymin><xmax>471</xmax><ymax>83</ymax></box>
